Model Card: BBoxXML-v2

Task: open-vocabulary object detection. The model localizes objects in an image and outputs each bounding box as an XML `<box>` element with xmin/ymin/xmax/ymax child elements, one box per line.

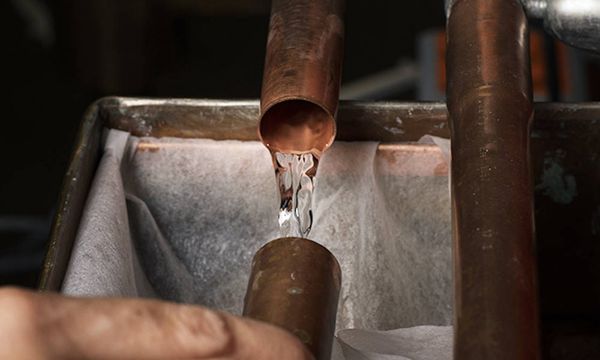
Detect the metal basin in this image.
<box><xmin>39</xmin><ymin>98</ymin><xmax>600</xmax><ymax>346</ymax></box>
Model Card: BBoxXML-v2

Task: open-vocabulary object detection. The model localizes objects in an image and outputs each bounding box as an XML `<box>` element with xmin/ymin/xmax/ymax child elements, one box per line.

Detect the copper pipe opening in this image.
<box><xmin>259</xmin><ymin>0</ymin><xmax>345</xmax><ymax>156</ymax></box>
<box><xmin>259</xmin><ymin>99</ymin><xmax>335</xmax><ymax>155</ymax></box>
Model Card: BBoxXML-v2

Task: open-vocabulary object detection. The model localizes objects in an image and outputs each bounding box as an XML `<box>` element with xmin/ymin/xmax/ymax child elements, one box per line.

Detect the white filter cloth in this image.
<box><xmin>62</xmin><ymin>129</ymin><xmax>452</xmax><ymax>359</ymax></box>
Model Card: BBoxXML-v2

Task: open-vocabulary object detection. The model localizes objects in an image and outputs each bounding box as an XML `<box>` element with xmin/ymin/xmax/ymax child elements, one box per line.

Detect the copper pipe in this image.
<box><xmin>243</xmin><ymin>237</ymin><xmax>341</xmax><ymax>360</ymax></box>
<box><xmin>446</xmin><ymin>0</ymin><xmax>540</xmax><ymax>359</ymax></box>
<box><xmin>259</xmin><ymin>0</ymin><xmax>345</xmax><ymax>156</ymax></box>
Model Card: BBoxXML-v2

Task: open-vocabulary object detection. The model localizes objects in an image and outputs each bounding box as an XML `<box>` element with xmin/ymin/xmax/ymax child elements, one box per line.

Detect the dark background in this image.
<box><xmin>2</xmin><ymin>0</ymin><xmax>599</xmax><ymax>358</ymax></box>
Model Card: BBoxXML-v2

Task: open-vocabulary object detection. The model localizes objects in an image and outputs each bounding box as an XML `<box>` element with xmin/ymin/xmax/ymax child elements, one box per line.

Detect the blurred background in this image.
<box><xmin>2</xmin><ymin>0</ymin><xmax>599</xmax><ymax>356</ymax></box>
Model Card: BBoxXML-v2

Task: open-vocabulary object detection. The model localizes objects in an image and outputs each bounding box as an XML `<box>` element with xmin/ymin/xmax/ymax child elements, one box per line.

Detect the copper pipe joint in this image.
<box><xmin>446</xmin><ymin>0</ymin><xmax>540</xmax><ymax>359</ymax></box>
<box><xmin>243</xmin><ymin>237</ymin><xmax>341</xmax><ymax>360</ymax></box>
<box><xmin>259</xmin><ymin>0</ymin><xmax>345</xmax><ymax>156</ymax></box>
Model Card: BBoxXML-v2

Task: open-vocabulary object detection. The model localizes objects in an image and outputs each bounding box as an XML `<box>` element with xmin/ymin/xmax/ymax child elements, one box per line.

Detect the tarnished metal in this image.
<box><xmin>446</xmin><ymin>0</ymin><xmax>540</xmax><ymax>359</ymax></box>
<box><xmin>243</xmin><ymin>237</ymin><xmax>341</xmax><ymax>360</ymax></box>
<box><xmin>259</xmin><ymin>0</ymin><xmax>345</xmax><ymax>156</ymax></box>
<box><xmin>38</xmin><ymin>102</ymin><xmax>103</xmax><ymax>291</ymax></box>
<box><xmin>104</xmin><ymin>99</ymin><xmax>449</xmax><ymax>142</ymax></box>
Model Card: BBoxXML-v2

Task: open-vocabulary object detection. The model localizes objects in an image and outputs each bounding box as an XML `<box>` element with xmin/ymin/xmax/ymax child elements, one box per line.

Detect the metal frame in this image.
<box><xmin>39</xmin><ymin>98</ymin><xmax>600</xmax><ymax>295</ymax></box>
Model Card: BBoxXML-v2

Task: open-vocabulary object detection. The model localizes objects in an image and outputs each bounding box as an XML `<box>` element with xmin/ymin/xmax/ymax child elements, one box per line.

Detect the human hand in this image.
<box><xmin>0</xmin><ymin>287</ymin><xmax>313</xmax><ymax>360</ymax></box>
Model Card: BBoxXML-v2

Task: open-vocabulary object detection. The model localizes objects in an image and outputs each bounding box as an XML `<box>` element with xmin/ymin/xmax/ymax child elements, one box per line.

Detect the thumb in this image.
<box><xmin>0</xmin><ymin>287</ymin><xmax>314</xmax><ymax>360</ymax></box>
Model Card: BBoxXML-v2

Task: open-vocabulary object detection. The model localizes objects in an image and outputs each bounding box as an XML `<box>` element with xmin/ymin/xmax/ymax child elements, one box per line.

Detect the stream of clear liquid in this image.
<box><xmin>274</xmin><ymin>152</ymin><xmax>318</xmax><ymax>238</ymax></box>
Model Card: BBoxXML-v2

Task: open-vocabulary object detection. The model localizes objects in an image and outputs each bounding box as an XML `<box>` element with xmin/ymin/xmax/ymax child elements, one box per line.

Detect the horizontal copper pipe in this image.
<box><xmin>243</xmin><ymin>237</ymin><xmax>341</xmax><ymax>360</ymax></box>
<box><xmin>446</xmin><ymin>0</ymin><xmax>540</xmax><ymax>359</ymax></box>
<box><xmin>259</xmin><ymin>0</ymin><xmax>345</xmax><ymax>156</ymax></box>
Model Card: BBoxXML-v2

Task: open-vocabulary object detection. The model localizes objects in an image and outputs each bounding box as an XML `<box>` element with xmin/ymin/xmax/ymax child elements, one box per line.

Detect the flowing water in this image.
<box><xmin>273</xmin><ymin>152</ymin><xmax>318</xmax><ymax>238</ymax></box>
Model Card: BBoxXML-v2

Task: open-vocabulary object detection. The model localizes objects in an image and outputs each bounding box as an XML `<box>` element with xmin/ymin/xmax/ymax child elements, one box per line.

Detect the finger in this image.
<box><xmin>0</xmin><ymin>288</ymin><xmax>313</xmax><ymax>360</ymax></box>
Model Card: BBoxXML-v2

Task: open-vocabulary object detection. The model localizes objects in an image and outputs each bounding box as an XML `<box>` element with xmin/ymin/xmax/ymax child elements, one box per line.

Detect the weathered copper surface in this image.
<box><xmin>259</xmin><ymin>0</ymin><xmax>345</xmax><ymax>156</ymax></box>
<box><xmin>243</xmin><ymin>237</ymin><xmax>341</xmax><ymax>360</ymax></box>
<box><xmin>446</xmin><ymin>0</ymin><xmax>540</xmax><ymax>358</ymax></box>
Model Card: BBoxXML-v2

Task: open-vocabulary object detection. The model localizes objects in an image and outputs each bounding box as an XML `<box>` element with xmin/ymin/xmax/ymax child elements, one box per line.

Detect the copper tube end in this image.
<box><xmin>259</xmin><ymin>0</ymin><xmax>345</xmax><ymax>156</ymax></box>
<box><xmin>243</xmin><ymin>237</ymin><xmax>341</xmax><ymax>360</ymax></box>
<box><xmin>260</xmin><ymin>99</ymin><xmax>336</xmax><ymax>156</ymax></box>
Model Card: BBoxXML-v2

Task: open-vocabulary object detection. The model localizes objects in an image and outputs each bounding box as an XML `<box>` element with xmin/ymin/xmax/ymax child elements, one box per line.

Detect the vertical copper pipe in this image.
<box><xmin>446</xmin><ymin>0</ymin><xmax>540</xmax><ymax>359</ymax></box>
<box><xmin>259</xmin><ymin>0</ymin><xmax>345</xmax><ymax>156</ymax></box>
<box><xmin>243</xmin><ymin>237</ymin><xmax>341</xmax><ymax>360</ymax></box>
